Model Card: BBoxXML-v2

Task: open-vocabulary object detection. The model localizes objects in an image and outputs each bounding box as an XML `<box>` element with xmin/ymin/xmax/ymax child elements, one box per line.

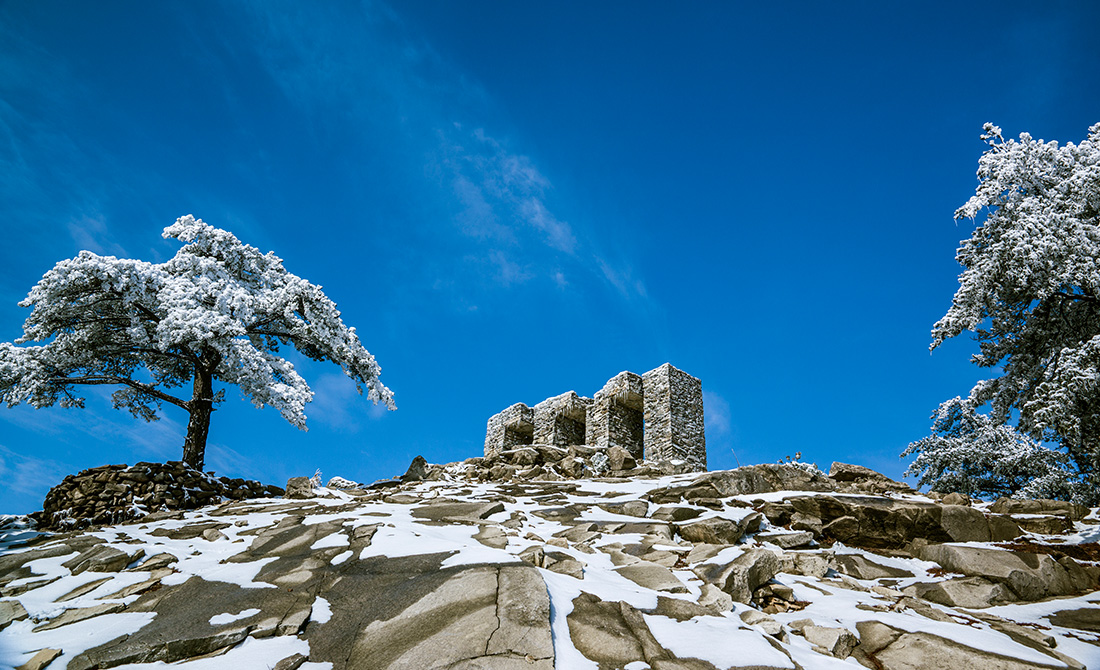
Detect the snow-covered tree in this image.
<box><xmin>926</xmin><ymin>122</ymin><xmax>1100</xmax><ymax>497</ymax></box>
<box><xmin>902</xmin><ymin>397</ymin><xmax>1082</xmax><ymax>501</ymax></box>
<box><xmin>0</xmin><ymin>216</ymin><xmax>395</xmax><ymax>469</ymax></box>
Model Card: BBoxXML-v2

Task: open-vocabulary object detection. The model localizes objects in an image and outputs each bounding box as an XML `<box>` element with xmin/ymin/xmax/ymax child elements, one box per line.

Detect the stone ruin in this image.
<box><xmin>484</xmin><ymin>363</ymin><xmax>707</xmax><ymax>471</ymax></box>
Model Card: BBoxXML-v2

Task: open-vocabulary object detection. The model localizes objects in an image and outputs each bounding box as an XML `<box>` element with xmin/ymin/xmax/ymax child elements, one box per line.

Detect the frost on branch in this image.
<box><xmin>920</xmin><ymin>122</ymin><xmax>1100</xmax><ymax>497</ymax></box>
<box><xmin>902</xmin><ymin>398</ymin><xmax>1083</xmax><ymax>502</ymax></box>
<box><xmin>0</xmin><ymin>215</ymin><xmax>394</xmax><ymax>468</ymax></box>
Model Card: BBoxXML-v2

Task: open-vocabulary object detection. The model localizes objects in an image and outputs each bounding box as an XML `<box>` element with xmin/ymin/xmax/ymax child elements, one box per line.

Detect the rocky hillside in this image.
<box><xmin>1</xmin><ymin>461</ymin><xmax>1099</xmax><ymax>670</ymax></box>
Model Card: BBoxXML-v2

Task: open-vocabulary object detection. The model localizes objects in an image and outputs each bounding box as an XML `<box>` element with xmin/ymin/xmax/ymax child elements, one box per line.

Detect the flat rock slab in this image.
<box><xmin>1046</xmin><ymin>607</ymin><xmax>1100</xmax><ymax>633</ymax></box>
<box><xmin>834</xmin><ymin>554</ymin><xmax>914</xmax><ymax>580</ymax></box>
<box><xmin>15</xmin><ymin>647</ymin><xmax>62</xmax><ymax>670</ymax></box>
<box><xmin>62</xmin><ymin>545</ymin><xmax>133</xmax><ymax>575</ymax></box>
<box><xmin>148</xmin><ymin>521</ymin><xmax>231</xmax><ymax>541</ymax></box>
<box><xmin>755</xmin><ymin>530</ymin><xmax>815</xmax><ymax>549</ymax></box>
<box><xmin>34</xmin><ymin>602</ymin><xmax>125</xmax><ymax>631</ymax></box>
<box><xmin>68</xmin><ymin>576</ymin><xmax>312</xmax><ymax>669</ymax></box>
<box><xmin>411</xmin><ymin>501</ymin><xmax>506</xmax><ymax>522</ymax></box>
<box><xmin>856</xmin><ymin>620</ymin><xmax>1068</xmax><ymax>670</ymax></box>
<box><xmin>0</xmin><ymin>599</ymin><xmax>29</xmax><ymax>630</ymax></box>
<box><xmin>615</xmin><ymin>563</ymin><xmax>688</xmax><ymax>593</ymax></box>
<box><xmin>306</xmin><ymin>555</ymin><xmax>552</xmax><ymax>670</ymax></box>
<box><xmin>0</xmin><ymin>545</ymin><xmax>75</xmax><ymax>585</ymax></box>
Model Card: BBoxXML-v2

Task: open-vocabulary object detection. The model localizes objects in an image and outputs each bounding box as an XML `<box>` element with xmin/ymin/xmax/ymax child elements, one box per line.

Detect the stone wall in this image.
<box><xmin>533</xmin><ymin>392</ymin><xmax>591</xmax><ymax>447</ymax></box>
<box><xmin>32</xmin><ymin>461</ymin><xmax>284</xmax><ymax>531</ymax></box>
<box><xmin>643</xmin><ymin>363</ymin><xmax>706</xmax><ymax>469</ymax></box>
<box><xmin>484</xmin><ymin>363</ymin><xmax>707</xmax><ymax>470</ymax></box>
<box><xmin>587</xmin><ymin>371</ymin><xmax>645</xmax><ymax>458</ymax></box>
<box><xmin>484</xmin><ymin>403</ymin><xmax>535</xmax><ymax>456</ymax></box>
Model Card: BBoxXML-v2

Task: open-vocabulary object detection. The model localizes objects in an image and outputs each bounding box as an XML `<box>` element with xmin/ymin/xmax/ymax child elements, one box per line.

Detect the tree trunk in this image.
<box><xmin>182</xmin><ymin>361</ymin><xmax>215</xmax><ymax>469</ymax></box>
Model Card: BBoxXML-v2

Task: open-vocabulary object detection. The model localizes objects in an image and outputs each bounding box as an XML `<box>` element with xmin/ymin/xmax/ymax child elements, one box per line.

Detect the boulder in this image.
<box><xmin>829</xmin><ymin>462</ymin><xmax>913</xmax><ymax>494</ymax></box>
<box><xmin>941</xmin><ymin>492</ymin><xmax>970</xmax><ymax>506</ymax></box>
<box><xmin>855</xmin><ymin>620</ymin><xmax>1069</xmax><ymax>670</ymax></box>
<box><xmin>990</xmin><ymin>497</ymin><xmax>1089</xmax><ymax>520</ymax></box>
<box><xmin>615</xmin><ymin>562</ymin><xmax>688</xmax><ymax>593</ymax></box>
<box><xmin>918</xmin><ymin>544</ymin><xmax>1095</xmax><ymax>601</ymax></box>
<box><xmin>285</xmin><ymin>477</ymin><xmax>314</xmax><ymax>499</ymax></box>
<box><xmin>401</xmin><ymin>455</ymin><xmax>429</xmax><ymax>482</ymax></box>
<box><xmin>692</xmin><ymin>547</ymin><xmax>779</xmax><ymax>603</ymax></box>
<box><xmin>411</xmin><ymin>500</ymin><xmax>506</xmax><ymax>522</ymax></box>
<box><xmin>740</xmin><ymin>609</ymin><xmax>784</xmax><ymax>637</ymax></box>
<box><xmin>786</xmin><ymin>494</ymin><xmax>1020</xmax><ymax>550</ymax></box>
<box><xmin>903</xmin><ymin>577</ymin><xmax>1013</xmax><ymax>609</ymax></box>
<box><xmin>568</xmin><ymin>594</ymin><xmax>672</xmax><ymax>668</ymax></box>
<box><xmin>833</xmin><ymin>554</ymin><xmax>914</xmax><ymax>580</ymax></box>
<box><xmin>828</xmin><ymin>462</ymin><xmax>887</xmax><ymax>482</ymax></box>
<box><xmin>1012</xmin><ymin>515</ymin><xmax>1074</xmax><ymax>535</ymax></box>
<box><xmin>677</xmin><ymin>517</ymin><xmax>746</xmax><ymax>545</ymax></box>
<box><xmin>651</xmin><ymin>506</ymin><xmax>704</xmax><ymax>523</ymax></box>
<box><xmin>802</xmin><ymin>624</ymin><xmax>859</xmax><ymax>658</ymax></box>
<box><xmin>777</xmin><ymin>551</ymin><xmax>833</xmax><ymax>578</ymax></box>
<box><xmin>272</xmin><ymin>654</ymin><xmax>308</xmax><ymax>670</ymax></box>
<box><xmin>68</xmin><ymin>576</ymin><xmax>313</xmax><ymax>669</ymax></box>
<box><xmin>607</xmin><ymin>446</ymin><xmax>637</xmax><ymax>471</ymax></box>
<box><xmin>34</xmin><ymin>602</ymin><xmax>126</xmax><ymax>632</ymax></box>
<box><xmin>696</xmin><ymin>464</ymin><xmax>836</xmax><ymax>497</ymax></box>
<box><xmin>940</xmin><ymin>505</ymin><xmax>992</xmax><ymax>542</ymax></box>
<box><xmin>326</xmin><ymin>476</ymin><xmax>360</xmax><ymax>489</ymax></box>
<box><xmin>62</xmin><ymin>544</ymin><xmax>134</xmax><ymax>575</ymax></box>
<box><xmin>597</xmin><ymin>500</ymin><xmax>649</xmax><ymax>517</ymax></box>
<box><xmin>755</xmin><ymin>530</ymin><xmax>814</xmax><ymax>548</ymax></box>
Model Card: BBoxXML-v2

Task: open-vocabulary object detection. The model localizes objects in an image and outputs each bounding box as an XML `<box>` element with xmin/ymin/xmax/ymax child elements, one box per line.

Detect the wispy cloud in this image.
<box><xmin>0</xmin><ymin>444</ymin><xmax>67</xmax><ymax>498</ymax></box>
<box><xmin>0</xmin><ymin>389</ymin><xmax>184</xmax><ymax>462</ymax></box>
<box><xmin>303</xmin><ymin>371</ymin><xmax>391</xmax><ymax>432</ymax></box>
<box><xmin>597</xmin><ymin>257</ymin><xmax>648</xmax><ymax>300</ymax></box>
<box><xmin>703</xmin><ymin>390</ymin><xmax>732</xmax><ymax>437</ymax></box>
<box><xmin>441</xmin><ymin>125</ymin><xmax>576</xmax><ymax>257</ymax></box>
<box><xmin>68</xmin><ymin>214</ymin><xmax>128</xmax><ymax>257</ymax></box>
<box><xmin>237</xmin><ymin>2</ymin><xmax>594</xmax><ymax>295</ymax></box>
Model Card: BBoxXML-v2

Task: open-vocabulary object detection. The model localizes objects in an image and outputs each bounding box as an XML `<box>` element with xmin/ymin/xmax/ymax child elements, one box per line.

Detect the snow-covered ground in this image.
<box><xmin>1</xmin><ymin>471</ymin><xmax>1098</xmax><ymax>669</ymax></box>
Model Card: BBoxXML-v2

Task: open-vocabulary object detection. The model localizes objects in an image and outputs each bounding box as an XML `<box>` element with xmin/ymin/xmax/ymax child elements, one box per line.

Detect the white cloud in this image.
<box><xmin>597</xmin><ymin>257</ymin><xmax>648</xmax><ymax>300</ymax></box>
<box><xmin>305</xmin><ymin>371</ymin><xmax>393</xmax><ymax>431</ymax></box>
<box><xmin>488</xmin><ymin>250</ymin><xmax>532</xmax><ymax>287</ymax></box>
<box><xmin>67</xmin><ymin>214</ymin><xmax>128</xmax><ymax>257</ymax></box>
<box><xmin>0</xmin><ymin>444</ymin><xmax>67</xmax><ymax>497</ymax></box>
<box><xmin>442</xmin><ymin>125</ymin><xmax>577</xmax><ymax>261</ymax></box>
<box><xmin>703</xmin><ymin>390</ymin><xmax>731</xmax><ymax>436</ymax></box>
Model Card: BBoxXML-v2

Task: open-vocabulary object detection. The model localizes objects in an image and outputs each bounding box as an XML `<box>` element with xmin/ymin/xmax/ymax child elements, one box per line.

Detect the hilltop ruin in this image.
<box><xmin>484</xmin><ymin>363</ymin><xmax>707</xmax><ymax>471</ymax></box>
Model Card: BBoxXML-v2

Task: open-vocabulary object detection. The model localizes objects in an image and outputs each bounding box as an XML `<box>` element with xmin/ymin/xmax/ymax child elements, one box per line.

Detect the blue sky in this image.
<box><xmin>1</xmin><ymin>2</ymin><xmax>1098</xmax><ymax>513</ymax></box>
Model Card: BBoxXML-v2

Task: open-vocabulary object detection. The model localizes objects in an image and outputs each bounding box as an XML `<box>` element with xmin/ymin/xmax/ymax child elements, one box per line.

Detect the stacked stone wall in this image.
<box><xmin>32</xmin><ymin>461</ymin><xmax>284</xmax><ymax>531</ymax></box>
<box><xmin>586</xmin><ymin>371</ymin><xmax>646</xmax><ymax>458</ymax></box>
<box><xmin>533</xmin><ymin>392</ymin><xmax>591</xmax><ymax>447</ymax></box>
<box><xmin>485</xmin><ymin>403</ymin><xmax>535</xmax><ymax>456</ymax></box>
<box><xmin>642</xmin><ymin>364</ymin><xmax>706</xmax><ymax>468</ymax></box>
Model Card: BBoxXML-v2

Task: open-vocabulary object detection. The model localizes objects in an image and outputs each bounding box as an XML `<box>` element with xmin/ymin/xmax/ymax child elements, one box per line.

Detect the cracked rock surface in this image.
<box><xmin>1</xmin><ymin>460</ymin><xmax>1099</xmax><ymax>669</ymax></box>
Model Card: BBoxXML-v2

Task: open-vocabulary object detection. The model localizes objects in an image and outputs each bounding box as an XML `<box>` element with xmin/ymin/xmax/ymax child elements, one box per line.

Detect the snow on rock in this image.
<box><xmin>0</xmin><ymin>463</ymin><xmax>1098</xmax><ymax>669</ymax></box>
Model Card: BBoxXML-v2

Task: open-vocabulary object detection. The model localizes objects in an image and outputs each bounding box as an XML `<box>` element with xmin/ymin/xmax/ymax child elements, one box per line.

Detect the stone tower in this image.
<box><xmin>483</xmin><ymin>363</ymin><xmax>707</xmax><ymax>471</ymax></box>
<box><xmin>641</xmin><ymin>363</ymin><xmax>706</xmax><ymax>469</ymax></box>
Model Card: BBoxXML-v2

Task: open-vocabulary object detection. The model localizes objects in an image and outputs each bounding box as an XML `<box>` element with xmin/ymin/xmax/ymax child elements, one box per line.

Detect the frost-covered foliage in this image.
<box><xmin>903</xmin><ymin>397</ymin><xmax>1085</xmax><ymax>502</ymax></box>
<box><xmin>926</xmin><ymin>122</ymin><xmax>1100</xmax><ymax>494</ymax></box>
<box><xmin>0</xmin><ymin>216</ymin><xmax>394</xmax><ymax>468</ymax></box>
